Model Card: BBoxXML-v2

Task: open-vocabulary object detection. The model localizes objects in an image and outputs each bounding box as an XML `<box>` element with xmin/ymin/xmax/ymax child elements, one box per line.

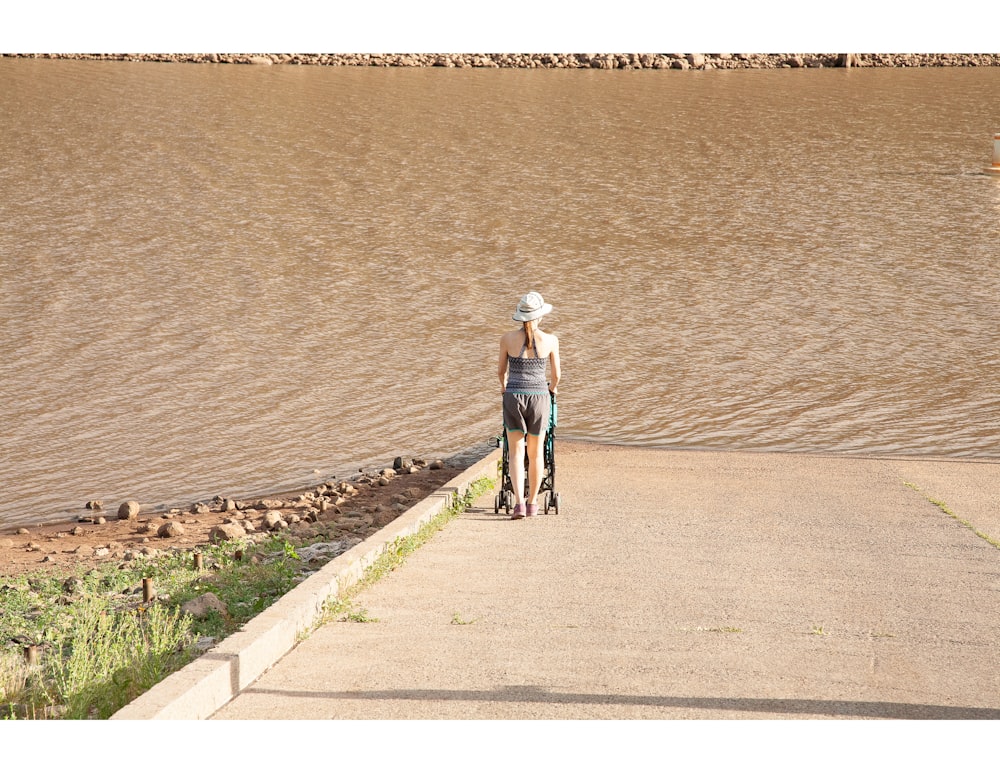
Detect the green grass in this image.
<box><xmin>1</xmin><ymin>532</ymin><xmax>346</xmax><ymax>719</ymax></box>
<box><xmin>903</xmin><ymin>482</ymin><xmax>1000</xmax><ymax>550</ymax></box>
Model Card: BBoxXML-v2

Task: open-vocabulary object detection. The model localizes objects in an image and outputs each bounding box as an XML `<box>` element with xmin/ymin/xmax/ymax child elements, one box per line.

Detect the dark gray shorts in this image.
<box><xmin>503</xmin><ymin>391</ymin><xmax>550</xmax><ymax>437</ymax></box>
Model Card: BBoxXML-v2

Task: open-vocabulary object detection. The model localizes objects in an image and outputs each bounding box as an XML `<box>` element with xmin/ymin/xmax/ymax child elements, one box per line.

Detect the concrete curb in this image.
<box><xmin>110</xmin><ymin>448</ymin><xmax>501</xmax><ymax>720</ymax></box>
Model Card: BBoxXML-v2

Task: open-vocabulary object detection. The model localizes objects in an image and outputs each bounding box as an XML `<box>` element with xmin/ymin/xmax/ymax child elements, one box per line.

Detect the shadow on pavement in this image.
<box><xmin>236</xmin><ymin>684</ymin><xmax>1000</xmax><ymax>719</ymax></box>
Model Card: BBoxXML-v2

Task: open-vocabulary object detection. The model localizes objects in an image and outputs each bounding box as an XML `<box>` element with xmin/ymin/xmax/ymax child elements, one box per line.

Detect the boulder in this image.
<box><xmin>210</xmin><ymin>522</ymin><xmax>247</xmax><ymax>543</ymax></box>
<box><xmin>157</xmin><ymin>521</ymin><xmax>185</xmax><ymax>538</ymax></box>
<box><xmin>180</xmin><ymin>592</ymin><xmax>228</xmax><ymax>619</ymax></box>
<box><xmin>117</xmin><ymin>501</ymin><xmax>141</xmax><ymax>520</ymax></box>
<box><xmin>263</xmin><ymin>510</ymin><xmax>288</xmax><ymax>531</ymax></box>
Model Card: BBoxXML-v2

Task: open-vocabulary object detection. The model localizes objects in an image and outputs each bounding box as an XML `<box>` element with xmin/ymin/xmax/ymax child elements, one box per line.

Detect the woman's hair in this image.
<box><xmin>523</xmin><ymin>320</ymin><xmax>536</xmax><ymax>355</ymax></box>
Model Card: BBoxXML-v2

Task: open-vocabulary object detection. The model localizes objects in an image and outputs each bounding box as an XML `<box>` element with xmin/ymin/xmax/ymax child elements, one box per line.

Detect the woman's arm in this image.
<box><xmin>548</xmin><ymin>335</ymin><xmax>561</xmax><ymax>394</ymax></box>
<box><xmin>498</xmin><ymin>335</ymin><xmax>510</xmax><ymax>394</ymax></box>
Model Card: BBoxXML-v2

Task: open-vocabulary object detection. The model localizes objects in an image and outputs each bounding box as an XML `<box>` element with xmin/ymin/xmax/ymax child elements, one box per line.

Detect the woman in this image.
<box><xmin>498</xmin><ymin>291</ymin><xmax>561</xmax><ymax>519</ymax></box>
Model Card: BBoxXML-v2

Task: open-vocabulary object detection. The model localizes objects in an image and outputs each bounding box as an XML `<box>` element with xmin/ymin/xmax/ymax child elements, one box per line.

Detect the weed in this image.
<box><xmin>810</xmin><ymin>625</ymin><xmax>829</xmax><ymax>636</ymax></box>
<box><xmin>685</xmin><ymin>626</ymin><xmax>742</xmax><ymax>634</ymax></box>
<box><xmin>450</xmin><ymin>612</ymin><xmax>476</xmax><ymax>625</ymax></box>
<box><xmin>343</xmin><ymin>608</ymin><xmax>379</xmax><ymax>623</ymax></box>
<box><xmin>903</xmin><ymin>482</ymin><xmax>1000</xmax><ymax>550</ymax></box>
<box><xmin>0</xmin><ymin>532</ymin><xmax>314</xmax><ymax>718</ymax></box>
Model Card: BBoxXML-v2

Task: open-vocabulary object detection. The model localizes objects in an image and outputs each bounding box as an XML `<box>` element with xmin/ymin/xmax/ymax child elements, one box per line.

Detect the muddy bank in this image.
<box><xmin>5</xmin><ymin>52</ymin><xmax>1000</xmax><ymax>69</ymax></box>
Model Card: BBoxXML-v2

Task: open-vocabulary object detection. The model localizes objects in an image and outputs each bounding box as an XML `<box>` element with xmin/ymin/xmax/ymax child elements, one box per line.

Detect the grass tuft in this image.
<box><xmin>903</xmin><ymin>482</ymin><xmax>1000</xmax><ymax>550</ymax></box>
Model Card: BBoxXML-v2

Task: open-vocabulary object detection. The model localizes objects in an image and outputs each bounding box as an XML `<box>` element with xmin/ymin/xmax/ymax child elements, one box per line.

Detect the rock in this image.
<box><xmin>373</xmin><ymin>510</ymin><xmax>397</xmax><ymax>528</ymax></box>
<box><xmin>191</xmin><ymin>502</ymin><xmax>211</xmax><ymax>514</ymax></box>
<box><xmin>86</xmin><ymin>500</ymin><xmax>103</xmax><ymax>510</ymax></box>
<box><xmin>180</xmin><ymin>592</ymin><xmax>228</xmax><ymax>619</ymax></box>
<box><xmin>71</xmin><ymin>526</ymin><xmax>86</xmax><ymax>536</ymax></box>
<box><xmin>26</xmin><ymin>542</ymin><xmax>41</xmax><ymax>552</ymax></box>
<box><xmin>264</xmin><ymin>511</ymin><xmax>288</xmax><ymax>531</ymax></box>
<box><xmin>210</xmin><ymin>522</ymin><xmax>247</xmax><ymax>543</ymax></box>
<box><xmin>63</xmin><ymin>577</ymin><xmax>83</xmax><ymax>594</ymax></box>
<box><xmin>16</xmin><ymin>528</ymin><xmax>29</xmax><ymax>535</ymax></box>
<box><xmin>95</xmin><ymin>516</ymin><xmax>106</xmax><ymax>525</ymax></box>
<box><xmin>157</xmin><ymin>521</ymin><xmax>185</xmax><ymax>538</ymax></box>
<box><xmin>380</xmin><ymin>468</ymin><xmax>396</xmax><ymax>479</ymax></box>
<box><xmin>393</xmin><ymin>456</ymin><xmax>408</xmax><ymax>470</ymax></box>
<box><xmin>429</xmin><ymin>460</ymin><xmax>445</xmax><ymax>470</ymax></box>
<box><xmin>296</xmin><ymin>539</ymin><xmax>359</xmax><ymax>563</ymax></box>
<box><xmin>117</xmin><ymin>501</ymin><xmax>141</xmax><ymax>520</ymax></box>
<box><xmin>687</xmin><ymin>53</ymin><xmax>705</xmax><ymax>68</ymax></box>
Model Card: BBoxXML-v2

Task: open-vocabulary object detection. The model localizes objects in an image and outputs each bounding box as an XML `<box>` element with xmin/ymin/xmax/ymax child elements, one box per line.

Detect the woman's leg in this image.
<box><xmin>525</xmin><ymin>432</ymin><xmax>545</xmax><ymax>505</ymax></box>
<box><xmin>507</xmin><ymin>430</ymin><xmax>527</xmax><ymax>505</ymax></box>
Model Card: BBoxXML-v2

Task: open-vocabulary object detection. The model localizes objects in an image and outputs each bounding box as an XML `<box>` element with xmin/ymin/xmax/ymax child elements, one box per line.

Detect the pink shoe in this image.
<box><xmin>511</xmin><ymin>504</ymin><xmax>526</xmax><ymax>520</ymax></box>
<box><xmin>526</xmin><ymin>503</ymin><xmax>539</xmax><ymax>517</ymax></box>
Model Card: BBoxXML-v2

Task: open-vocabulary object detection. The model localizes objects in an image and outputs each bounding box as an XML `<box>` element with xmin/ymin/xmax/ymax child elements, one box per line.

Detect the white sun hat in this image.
<box><xmin>512</xmin><ymin>291</ymin><xmax>553</xmax><ymax>322</ymax></box>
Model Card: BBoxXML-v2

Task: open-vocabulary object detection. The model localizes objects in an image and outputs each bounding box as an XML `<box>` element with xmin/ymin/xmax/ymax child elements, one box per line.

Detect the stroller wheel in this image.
<box><xmin>553</xmin><ymin>492</ymin><xmax>561</xmax><ymax>515</ymax></box>
<box><xmin>504</xmin><ymin>490</ymin><xmax>513</xmax><ymax>514</ymax></box>
<box><xmin>494</xmin><ymin>493</ymin><xmax>501</xmax><ymax>514</ymax></box>
<box><xmin>543</xmin><ymin>491</ymin><xmax>551</xmax><ymax>514</ymax></box>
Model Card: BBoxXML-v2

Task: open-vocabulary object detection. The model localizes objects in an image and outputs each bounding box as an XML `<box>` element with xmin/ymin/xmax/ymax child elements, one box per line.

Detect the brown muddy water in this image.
<box><xmin>1</xmin><ymin>59</ymin><xmax>998</xmax><ymax>528</ymax></box>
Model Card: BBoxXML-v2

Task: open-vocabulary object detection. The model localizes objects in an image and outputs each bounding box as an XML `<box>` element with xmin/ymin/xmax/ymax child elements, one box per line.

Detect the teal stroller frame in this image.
<box><xmin>492</xmin><ymin>392</ymin><xmax>561</xmax><ymax>515</ymax></box>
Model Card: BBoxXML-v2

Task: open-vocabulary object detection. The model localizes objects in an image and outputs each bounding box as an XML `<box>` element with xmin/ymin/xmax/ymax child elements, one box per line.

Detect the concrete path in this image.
<box><xmin>206</xmin><ymin>442</ymin><xmax>1000</xmax><ymax>720</ymax></box>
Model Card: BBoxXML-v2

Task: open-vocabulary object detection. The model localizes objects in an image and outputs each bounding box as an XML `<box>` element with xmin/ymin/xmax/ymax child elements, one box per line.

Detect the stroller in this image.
<box><xmin>492</xmin><ymin>392</ymin><xmax>561</xmax><ymax>515</ymax></box>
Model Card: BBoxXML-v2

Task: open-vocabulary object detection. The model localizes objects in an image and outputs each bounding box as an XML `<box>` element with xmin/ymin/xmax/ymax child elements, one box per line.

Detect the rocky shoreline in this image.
<box><xmin>0</xmin><ymin>454</ymin><xmax>462</xmax><ymax>579</ymax></box>
<box><xmin>5</xmin><ymin>53</ymin><xmax>1000</xmax><ymax>69</ymax></box>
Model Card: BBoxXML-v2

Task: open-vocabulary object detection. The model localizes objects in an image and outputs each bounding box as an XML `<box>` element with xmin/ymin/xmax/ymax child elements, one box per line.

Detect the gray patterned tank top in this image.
<box><xmin>505</xmin><ymin>341</ymin><xmax>548</xmax><ymax>394</ymax></box>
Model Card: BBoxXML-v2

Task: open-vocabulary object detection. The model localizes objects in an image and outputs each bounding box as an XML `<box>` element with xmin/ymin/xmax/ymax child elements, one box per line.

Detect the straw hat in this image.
<box><xmin>512</xmin><ymin>291</ymin><xmax>553</xmax><ymax>322</ymax></box>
